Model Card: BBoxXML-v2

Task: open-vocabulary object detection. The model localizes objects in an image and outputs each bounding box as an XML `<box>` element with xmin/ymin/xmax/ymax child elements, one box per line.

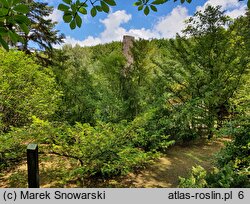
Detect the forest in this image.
<box><xmin>0</xmin><ymin>2</ymin><xmax>249</xmax><ymax>188</ymax></box>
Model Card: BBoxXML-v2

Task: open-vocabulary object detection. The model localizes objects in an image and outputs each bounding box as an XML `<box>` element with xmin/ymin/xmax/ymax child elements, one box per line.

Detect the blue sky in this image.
<box><xmin>39</xmin><ymin>0</ymin><xmax>248</xmax><ymax>47</ymax></box>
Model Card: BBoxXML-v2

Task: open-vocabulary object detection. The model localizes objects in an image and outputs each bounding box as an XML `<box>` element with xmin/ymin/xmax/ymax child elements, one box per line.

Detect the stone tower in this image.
<box><xmin>122</xmin><ymin>35</ymin><xmax>135</xmax><ymax>77</ymax></box>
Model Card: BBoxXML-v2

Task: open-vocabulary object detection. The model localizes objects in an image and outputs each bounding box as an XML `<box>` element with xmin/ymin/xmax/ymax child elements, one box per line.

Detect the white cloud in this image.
<box><xmin>61</xmin><ymin>36</ymin><xmax>102</xmax><ymax>47</ymax></box>
<box><xmin>57</xmin><ymin>10</ymin><xmax>130</xmax><ymax>47</ymax></box>
<box><xmin>57</xmin><ymin>0</ymin><xmax>248</xmax><ymax>48</ymax></box>
<box><xmin>155</xmin><ymin>6</ymin><xmax>189</xmax><ymax>38</ymax></box>
<box><xmin>100</xmin><ymin>10</ymin><xmax>132</xmax><ymax>43</ymax></box>
<box><xmin>196</xmin><ymin>0</ymin><xmax>240</xmax><ymax>11</ymax></box>
<box><xmin>225</xmin><ymin>5</ymin><xmax>247</xmax><ymax>18</ymax></box>
<box><xmin>59</xmin><ymin>10</ymin><xmax>134</xmax><ymax>47</ymax></box>
<box><xmin>58</xmin><ymin>8</ymin><xmax>187</xmax><ymax>48</ymax></box>
<box><xmin>196</xmin><ymin>0</ymin><xmax>247</xmax><ymax>18</ymax></box>
<box><xmin>126</xmin><ymin>28</ymin><xmax>160</xmax><ymax>40</ymax></box>
<box><xmin>100</xmin><ymin>10</ymin><xmax>131</xmax><ymax>29</ymax></box>
<box><xmin>45</xmin><ymin>8</ymin><xmax>63</xmax><ymax>23</ymax></box>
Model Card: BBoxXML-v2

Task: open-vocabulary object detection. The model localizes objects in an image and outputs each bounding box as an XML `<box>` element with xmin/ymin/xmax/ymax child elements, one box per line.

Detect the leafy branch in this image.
<box><xmin>0</xmin><ymin>0</ymin><xmax>249</xmax><ymax>50</ymax></box>
<box><xmin>57</xmin><ymin>0</ymin><xmax>249</xmax><ymax>29</ymax></box>
<box><xmin>58</xmin><ymin>0</ymin><xmax>117</xmax><ymax>29</ymax></box>
<box><xmin>0</xmin><ymin>0</ymin><xmax>30</xmax><ymax>50</ymax></box>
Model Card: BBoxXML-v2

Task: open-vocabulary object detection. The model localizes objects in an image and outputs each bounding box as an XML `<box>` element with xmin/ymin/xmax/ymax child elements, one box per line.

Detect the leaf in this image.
<box><xmin>101</xmin><ymin>1</ymin><xmax>110</xmax><ymax>13</ymax></box>
<box><xmin>19</xmin><ymin>23</ymin><xmax>29</xmax><ymax>34</ymax></box>
<box><xmin>133</xmin><ymin>1</ymin><xmax>142</xmax><ymax>6</ymax></box>
<box><xmin>0</xmin><ymin>36</ymin><xmax>9</xmax><ymax>51</ymax></box>
<box><xmin>248</xmin><ymin>0</ymin><xmax>250</xmax><ymax>9</ymax></box>
<box><xmin>75</xmin><ymin>14</ymin><xmax>82</xmax><ymax>28</ymax></box>
<box><xmin>150</xmin><ymin>5</ymin><xmax>157</xmax><ymax>12</ymax></box>
<box><xmin>70</xmin><ymin>20</ymin><xmax>76</xmax><ymax>29</ymax></box>
<box><xmin>75</xmin><ymin>0</ymin><xmax>80</xmax><ymax>6</ymax></box>
<box><xmin>144</xmin><ymin>6</ymin><xmax>150</xmax><ymax>16</ymax></box>
<box><xmin>138</xmin><ymin>5</ymin><xmax>144</xmax><ymax>11</ymax></box>
<box><xmin>0</xmin><ymin>8</ymin><xmax>9</xmax><ymax>16</ymax></box>
<box><xmin>151</xmin><ymin>0</ymin><xmax>167</xmax><ymax>5</ymax></box>
<box><xmin>80</xmin><ymin>2</ymin><xmax>88</xmax><ymax>7</ymax></box>
<box><xmin>70</xmin><ymin>3</ymin><xmax>77</xmax><ymax>13</ymax></box>
<box><xmin>58</xmin><ymin>4</ymin><xmax>70</xmax><ymax>12</ymax></box>
<box><xmin>8</xmin><ymin>30</ymin><xmax>19</xmax><ymax>43</ymax></box>
<box><xmin>96</xmin><ymin>6</ymin><xmax>103</xmax><ymax>12</ymax></box>
<box><xmin>0</xmin><ymin>27</ymin><xmax>8</xmax><ymax>34</ymax></box>
<box><xmin>12</xmin><ymin>0</ymin><xmax>22</xmax><ymax>4</ymax></box>
<box><xmin>186</xmin><ymin>0</ymin><xmax>192</xmax><ymax>3</ymax></box>
<box><xmin>63</xmin><ymin>0</ymin><xmax>72</xmax><ymax>4</ymax></box>
<box><xmin>91</xmin><ymin>7</ymin><xmax>97</xmax><ymax>17</ymax></box>
<box><xmin>63</xmin><ymin>13</ymin><xmax>72</xmax><ymax>23</ymax></box>
<box><xmin>0</xmin><ymin>0</ymin><xmax>8</xmax><ymax>7</ymax></box>
<box><xmin>13</xmin><ymin>4</ymin><xmax>29</xmax><ymax>14</ymax></box>
<box><xmin>103</xmin><ymin>0</ymin><xmax>116</xmax><ymax>6</ymax></box>
<box><xmin>79</xmin><ymin>7</ymin><xmax>87</xmax><ymax>15</ymax></box>
<box><xmin>13</xmin><ymin>15</ymin><xmax>30</xmax><ymax>25</ymax></box>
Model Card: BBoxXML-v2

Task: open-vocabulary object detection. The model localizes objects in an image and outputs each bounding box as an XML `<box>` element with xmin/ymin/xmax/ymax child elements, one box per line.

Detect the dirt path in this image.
<box><xmin>122</xmin><ymin>138</ymin><xmax>228</xmax><ymax>188</ymax></box>
<box><xmin>0</xmin><ymin>138</ymin><xmax>228</xmax><ymax>188</ymax></box>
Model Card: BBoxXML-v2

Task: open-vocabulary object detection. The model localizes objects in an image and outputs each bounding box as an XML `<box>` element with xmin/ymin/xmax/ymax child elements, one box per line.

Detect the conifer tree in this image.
<box><xmin>19</xmin><ymin>1</ymin><xmax>64</xmax><ymax>59</ymax></box>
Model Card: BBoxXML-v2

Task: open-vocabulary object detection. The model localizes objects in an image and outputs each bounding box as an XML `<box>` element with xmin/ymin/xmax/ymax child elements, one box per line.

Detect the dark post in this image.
<box><xmin>27</xmin><ymin>144</ymin><xmax>39</xmax><ymax>188</ymax></box>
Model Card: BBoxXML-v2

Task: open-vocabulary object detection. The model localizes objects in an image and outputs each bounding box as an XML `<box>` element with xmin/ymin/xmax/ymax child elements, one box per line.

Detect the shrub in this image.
<box><xmin>207</xmin><ymin>163</ymin><xmax>249</xmax><ymax>188</ymax></box>
<box><xmin>0</xmin><ymin>128</ymin><xmax>27</xmax><ymax>169</ymax></box>
<box><xmin>179</xmin><ymin>165</ymin><xmax>207</xmax><ymax>188</ymax></box>
<box><xmin>216</xmin><ymin>117</ymin><xmax>250</xmax><ymax>171</ymax></box>
<box><xmin>6</xmin><ymin>117</ymin><xmax>160</xmax><ymax>180</ymax></box>
<box><xmin>179</xmin><ymin>164</ymin><xmax>249</xmax><ymax>188</ymax></box>
<box><xmin>0</xmin><ymin>50</ymin><xmax>62</xmax><ymax>132</ymax></box>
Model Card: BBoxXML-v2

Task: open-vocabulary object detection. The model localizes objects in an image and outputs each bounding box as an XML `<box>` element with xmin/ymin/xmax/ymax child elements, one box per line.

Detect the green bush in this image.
<box><xmin>9</xmin><ymin>117</ymin><xmax>159</xmax><ymax>179</ymax></box>
<box><xmin>179</xmin><ymin>165</ymin><xmax>207</xmax><ymax>188</ymax></box>
<box><xmin>207</xmin><ymin>163</ymin><xmax>249</xmax><ymax>188</ymax></box>
<box><xmin>179</xmin><ymin>164</ymin><xmax>249</xmax><ymax>188</ymax></box>
<box><xmin>179</xmin><ymin>114</ymin><xmax>250</xmax><ymax>188</ymax></box>
<box><xmin>0</xmin><ymin>132</ymin><xmax>26</xmax><ymax>169</ymax></box>
<box><xmin>0</xmin><ymin>49</ymin><xmax>62</xmax><ymax>132</ymax></box>
<box><xmin>125</xmin><ymin>109</ymin><xmax>175</xmax><ymax>151</ymax></box>
<box><xmin>216</xmin><ymin>117</ymin><xmax>250</xmax><ymax>170</ymax></box>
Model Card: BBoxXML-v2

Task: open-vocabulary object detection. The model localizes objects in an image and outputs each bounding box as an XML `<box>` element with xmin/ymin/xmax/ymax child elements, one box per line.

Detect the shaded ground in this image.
<box><xmin>0</xmin><ymin>138</ymin><xmax>229</xmax><ymax>188</ymax></box>
<box><xmin>120</xmin><ymin>138</ymin><xmax>229</xmax><ymax>188</ymax></box>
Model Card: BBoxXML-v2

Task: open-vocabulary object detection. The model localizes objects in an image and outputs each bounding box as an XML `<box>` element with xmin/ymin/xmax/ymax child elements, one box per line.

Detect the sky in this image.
<box><xmin>38</xmin><ymin>0</ymin><xmax>248</xmax><ymax>47</ymax></box>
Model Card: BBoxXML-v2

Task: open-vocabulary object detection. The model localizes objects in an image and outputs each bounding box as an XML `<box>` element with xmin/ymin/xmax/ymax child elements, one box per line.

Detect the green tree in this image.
<box><xmin>92</xmin><ymin>40</ymin><xmax>160</xmax><ymax>121</ymax></box>
<box><xmin>52</xmin><ymin>45</ymin><xmax>97</xmax><ymax>125</ymax></box>
<box><xmin>93</xmin><ymin>45</ymin><xmax>126</xmax><ymax>122</ymax></box>
<box><xmin>19</xmin><ymin>1</ymin><xmax>64</xmax><ymax>58</ymax></box>
<box><xmin>121</xmin><ymin>39</ymin><xmax>159</xmax><ymax>120</ymax></box>
<box><xmin>157</xmin><ymin>6</ymin><xmax>249</xmax><ymax>139</ymax></box>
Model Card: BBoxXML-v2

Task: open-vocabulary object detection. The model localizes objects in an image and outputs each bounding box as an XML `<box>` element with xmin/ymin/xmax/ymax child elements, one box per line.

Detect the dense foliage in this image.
<box><xmin>0</xmin><ymin>49</ymin><xmax>61</xmax><ymax>132</ymax></box>
<box><xmin>0</xmin><ymin>5</ymin><xmax>249</xmax><ymax>187</ymax></box>
<box><xmin>155</xmin><ymin>6</ymin><xmax>249</xmax><ymax>141</ymax></box>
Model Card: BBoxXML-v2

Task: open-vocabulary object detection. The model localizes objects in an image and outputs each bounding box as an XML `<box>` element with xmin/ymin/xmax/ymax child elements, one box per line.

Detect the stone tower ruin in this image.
<box><xmin>122</xmin><ymin>35</ymin><xmax>135</xmax><ymax>77</ymax></box>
